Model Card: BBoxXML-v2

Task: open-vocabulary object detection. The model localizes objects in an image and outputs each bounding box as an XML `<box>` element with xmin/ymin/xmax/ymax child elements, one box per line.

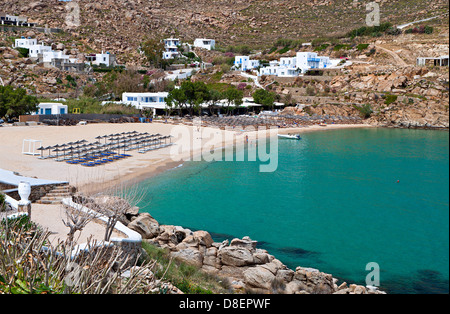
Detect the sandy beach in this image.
<box><xmin>0</xmin><ymin>122</ymin><xmax>374</xmax><ymax>191</ymax></box>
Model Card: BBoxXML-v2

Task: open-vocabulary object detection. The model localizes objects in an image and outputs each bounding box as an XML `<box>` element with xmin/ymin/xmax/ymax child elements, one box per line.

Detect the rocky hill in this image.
<box><xmin>2</xmin><ymin>0</ymin><xmax>449</xmax><ymax>51</ymax></box>
<box><xmin>1</xmin><ymin>0</ymin><xmax>448</xmax><ymax>129</ymax></box>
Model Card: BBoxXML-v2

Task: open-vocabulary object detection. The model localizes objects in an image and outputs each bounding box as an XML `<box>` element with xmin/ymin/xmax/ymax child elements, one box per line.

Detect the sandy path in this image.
<box><xmin>374</xmin><ymin>45</ymin><xmax>408</xmax><ymax>66</ymax></box>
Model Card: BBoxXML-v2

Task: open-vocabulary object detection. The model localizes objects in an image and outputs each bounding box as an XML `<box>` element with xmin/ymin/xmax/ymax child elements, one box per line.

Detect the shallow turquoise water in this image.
<box><xmin>137</xmin><ymin>128</ymin><xmax>449</xmax><ymax>294</ymax></box>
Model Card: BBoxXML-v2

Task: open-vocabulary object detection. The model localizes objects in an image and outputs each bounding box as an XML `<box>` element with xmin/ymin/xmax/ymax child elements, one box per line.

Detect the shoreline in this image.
<box><xmin>81</xmin><ymin>123</ymin><xmax>376</xmax><ymax>194</ymax></box>
<box><xmin>0</xmin><ymin>122</ymin><xmax>375</xmax><ymax>197</ymax></box>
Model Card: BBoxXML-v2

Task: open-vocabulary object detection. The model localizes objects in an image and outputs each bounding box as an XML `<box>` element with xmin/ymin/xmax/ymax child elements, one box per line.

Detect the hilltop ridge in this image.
<box><xmin>1</xmin><ymin>0</ymin><xmax>449</xmax><ymax>50</ymax></box>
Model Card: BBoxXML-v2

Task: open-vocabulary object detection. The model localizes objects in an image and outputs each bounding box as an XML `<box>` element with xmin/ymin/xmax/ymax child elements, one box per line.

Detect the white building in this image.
<box><xmin>1</xmin><ymin>14</ymin><xmax>30</xmax><ymax>26</ymax></box>
<box><xmin>122</xmin><ymin>92</ymin><xmax>169</xmax><ymax>110</ymax></box>
<box><xmin>163</xmin><ymin>38</ymin><xmax>181</xmax><ymax>60</ymax></box>
<box><xmin>29</xmin><ymin>44</ymin><xmax>53</xmax><ymax>58</ymax></box>
<box><xmin>14</xmin><ymin>37</ymin><xmax>37</xmax><ymax>49</ymax></box>
<box><xmin>14</xmin><ymin>37</ymin><xmax>52</xmax><ymax>58</ymax></box>
<box><xmin>35</xmin><ymin>103</ymin><xmax>68</xmax><ymax>115</ymax></box>
<box><xmin>41</xmin><ymin>51</ymin><xmax>71</xmax><ymax>63</ymax></box>
<box><xmin>258</xmin><ymin>51</ymin><xmax>333</xmax><ymax>77</ymax></box>
<box><xmin>417</xmin><ymin>55</ymin><xmax>449</xmax><ymax>67</ymax></box>
<box><xmin>86</xmin><ymin>51</ymin><xmax>117</xmax><ymax>67</ymax></box>
<box><xmin>193</xmin><ymin>38</ymin><xmax>216</xmax><ymax>50</ymax></box>
<box><xmin>234</xmin><ymin>56</ymin><xmax>260</xmax><ymax>71</ymax></box>
<box><xmin>295</xmin><ymin>52</ymin><xmax>332</xmax><ymax>73</ymax></box>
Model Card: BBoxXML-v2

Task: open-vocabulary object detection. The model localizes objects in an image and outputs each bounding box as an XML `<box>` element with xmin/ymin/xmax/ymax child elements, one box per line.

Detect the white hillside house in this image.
<box><xmin>14</xmin><ymin>37</ymin><xmax>52</xmax><ymax>58</ymax></box>
<box><xmin>296</xmin><ymin>52</ymin><xmax>332</xmax><ymax>72</ymax></box>
<box><xmin>86</xmin><ymin>51</ymin><xmax>117</xmax><ymax>67</ymax></box>
<box><xmin>14</xmin><ymin>37</ymin><xmax>37</xmax><ymax>48</ymax></box>
<box><xmin>234</xmin><ymin>56</ymin><xmax>260</xmax><ymax>71</ymax></box>
<box><xmin>259</xmin><ymin>51</ymin><xmax>333</xmax><ymax>77</ymax></box>
<box><xmin>194</xmin><ymin>38</ymin><xmax>215</xmax><ymax>50</ymax></box>
<box><xmin>163</xmin><ymin>38</ymin><xmax>181</xmax><ymax>60</ymax></box>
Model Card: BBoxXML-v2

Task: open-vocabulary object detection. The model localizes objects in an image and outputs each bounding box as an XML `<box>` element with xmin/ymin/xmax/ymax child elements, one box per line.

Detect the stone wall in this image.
<box><xmin>4</xmin><ymin>183</ymin><xmax>68</xmax><ymax>203</ymax></box>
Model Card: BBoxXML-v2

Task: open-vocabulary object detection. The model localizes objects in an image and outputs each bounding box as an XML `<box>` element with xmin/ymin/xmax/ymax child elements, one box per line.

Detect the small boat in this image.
<box><xmin>278</xmin><ymin>134</ymin><xmax>301</xmax><ymax>140</ymax></box>
<box><xmin>319</xmin><ymin>123</ymin><xmax>327</xmax><ymax>127</ymax></box>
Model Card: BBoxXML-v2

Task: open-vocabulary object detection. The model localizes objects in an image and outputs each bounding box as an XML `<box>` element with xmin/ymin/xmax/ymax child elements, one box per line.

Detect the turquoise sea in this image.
<box><xmin>136</xmin><ymin>128</ymin><xmax>449</xmax><ymax>294</ymax></box>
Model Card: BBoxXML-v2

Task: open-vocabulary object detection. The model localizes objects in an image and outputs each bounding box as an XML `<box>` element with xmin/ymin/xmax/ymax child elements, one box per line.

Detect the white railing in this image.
<box><xmin>4</xmin><ymin>194</ymin><xmax>19</xmax><ymax>210</ymax></box>
<box><xmin>3</xmin><ymin>198</ymin><xmax>142</xmax><ymax>259</ymax></box>
<box><xmin>61</xmin><ymin>198</ymin><xmax>142</xmax><ymax>243</ymax></box>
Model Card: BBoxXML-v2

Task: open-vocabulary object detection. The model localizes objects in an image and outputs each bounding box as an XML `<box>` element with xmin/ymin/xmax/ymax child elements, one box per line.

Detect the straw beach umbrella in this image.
<box><xmin>36</xmin><ymin>146</ymin><xmax>45</xmax><ymax>159</ymax></box>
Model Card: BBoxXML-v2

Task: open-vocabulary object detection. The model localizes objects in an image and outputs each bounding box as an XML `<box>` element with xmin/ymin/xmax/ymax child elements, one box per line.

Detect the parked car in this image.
<box><xmin>0</xmin><ymin>119</ymin><xmax>4</xmax><ymax>124</ymax></box>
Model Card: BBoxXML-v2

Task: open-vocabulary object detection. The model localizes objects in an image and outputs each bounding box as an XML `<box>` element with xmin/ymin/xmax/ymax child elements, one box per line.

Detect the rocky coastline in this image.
<box><xmin>120</xmin><ymin>210</ymin><xmax>386</xmax><ymax>295</ymax></box>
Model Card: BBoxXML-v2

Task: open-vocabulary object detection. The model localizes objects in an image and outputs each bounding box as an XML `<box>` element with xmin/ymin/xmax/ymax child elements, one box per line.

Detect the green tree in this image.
<box><xmin>165</xmin><ymin>87</ymin><xmax>187</xmax><ymax>116</ymax></box>
<box><xmin>207</xmin><ymin>89</ymin><xmax>223</xmax><ymax>115</ymax></box>
<box><xmin>252</xmin><ymin>88</ymin><xmax>276</xmax><ymax>110</ymax></box>
<box><xmin>141</xmin><ymin>37</ymin><xmax>166</xmax><ymax>69</ymax></box>
<box><xmin>0</xmin><ymin>86</ymin><xmax>38</xmax><ymax>119</ymax></box>
<box><xmin>181</xmin><ymin>81</ymin><xmax>210</xmax><ymax>116</ymax></box>
<box><xmin>223</xmin><ymin>86</ymin><xmax>243</xmax><ymax>115</ymax></box>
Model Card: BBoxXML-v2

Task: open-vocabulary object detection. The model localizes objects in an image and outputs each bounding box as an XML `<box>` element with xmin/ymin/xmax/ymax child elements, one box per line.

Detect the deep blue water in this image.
<box><xmin>136</xmin><ymin>128</ymin><xmax>449</xmax><ymax>294</ymax></box>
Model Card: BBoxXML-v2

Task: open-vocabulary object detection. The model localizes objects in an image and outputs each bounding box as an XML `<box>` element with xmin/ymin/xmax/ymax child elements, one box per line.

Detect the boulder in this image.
<box><xmin>276</xmin><ymin>269</ymin><xmax>295</xmax><ymax>283</ymax></box>
<box><xmin>193</xmin><ymin>230</ymin><xmax>214</xmax><ymax>247</ymax></box>
<box><xmin>3</xmin><ymin>54</ymin><xmax>15</xmax><ymax>59</ymax></box>
<box><xmin>285</xmin><ymin>280</ymin><xmax>308</xmax><ymax>294</ymax></box>
<box><xmin>157</xmin><ymin>225</ymin><xmax>192</xmax><ymax>245</ymax></box>
<box><xmin>218</xmin><ymin>246</ymin><xmax>254</xmax><ymax>267</ymax></box>
<box><xmin>56</xmin><ymin>43</ymin><xmax>66</xmax><ymax>51</ymax></box>
<box><xmin>253</xmin><ymin>252</ymin><xmax>270</xmax><ymax>265</ymax></box>
<box><xmin>171</xmin><ymin>248</ymin><xmax>203</xmax><ymax>268</ymax></box>
<box><xmin>127</xmin><ymin>213</ymin><xmax>160</xmax><ymax>239</ymax></box>
<box><xmin>293</xmin><ymin>267</ymin><xmax>336</xmax><ymax>294</ymax></box>
<box><xmin>230</xmin><ymin>236</ymin><xmax>257</xmax><ymax>252</ymax></box>
<box><xmin>203</xmin><ymin>247</ymin><xmax>220</xmax><ymax>268</ymax></box>
<box><xmin>243</xmin><ymin>266</ymin><xmax>276</xmax><ymax>291</ymax></box>
<box><xmin>218</xmin><ymin>265</ymin><xmax>250</xmax><ymax>280</ymax></box>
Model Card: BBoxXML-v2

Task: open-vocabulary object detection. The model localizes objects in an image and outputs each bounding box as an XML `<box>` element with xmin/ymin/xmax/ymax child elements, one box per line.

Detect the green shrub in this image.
<box><xmin>0</xmin><ymin>193</ymin><xmax>6</xmax><ymax>212</ymax></box>
<box><xmin>141</xmin><ymin>242</ymin><xmax>230</xmax><ymax>294</ymax></box>
<box><xmin>314</xmin><ymin>44</ymin><xmax>330</xmax><ymax>52</ymax></box>
<box><xmin>424</xmin><ymin>25</ymin><xmax>434</xmax><ymax>34</ymax></box>
<box><xmin>384</xmin><ymin>94</ymin><xmax>398</xmax><ymax>105</ymax></box>
<box><xmin>347</xmin><ymin>23</ymin><xmax>393</xmax><ymax>38</ymax></box>
<box><xmin>277</xmin><ymin>46</ymin><xmax>291</xmax><ymax>54</ymax></box>
<box><xmin>333</xmin><ymin>44</ymin><xmax>350</xmax><ymax>51</ymax></box>
<box><xmin>15</xmin><ymin>47</ymin><xmax>29</xmax><ymax>58</ymax></box>
<box><xmin>356</xmin><ymin>44</ymin><xmax>370</xmax><ymax>51</ymax></box>
<box><xmin>354</xmin><ymin>104</ymin><xmax>373</xmax><ymax>119</ymax></box>
<box><xmin>386</xmin><ymin>27</ymin><xmax>402</xmax><ymax>36</ymax></box>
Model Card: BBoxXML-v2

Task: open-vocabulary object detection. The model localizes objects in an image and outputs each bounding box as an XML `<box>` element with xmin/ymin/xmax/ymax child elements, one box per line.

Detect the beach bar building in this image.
<box><xmin>34</xmin><ymin>103</ymin><xmax>68</xmax><ymax>115</ymax></box>
<box><xmin>121</xmin><ymin>92</ymin><xmax>169</xmax><ymax>116</ymax></box>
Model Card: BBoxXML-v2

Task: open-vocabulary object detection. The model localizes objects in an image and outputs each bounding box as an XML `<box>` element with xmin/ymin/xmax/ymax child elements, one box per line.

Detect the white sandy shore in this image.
<box><xmin>0</xmin><ymin>121</ymin><xmax>373</xmax><ymax>192</ymax></box>
<box><xmin>1</xmin><ymin>121</ymin><xmax>373</xmax><ymax>242</ymax></box>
